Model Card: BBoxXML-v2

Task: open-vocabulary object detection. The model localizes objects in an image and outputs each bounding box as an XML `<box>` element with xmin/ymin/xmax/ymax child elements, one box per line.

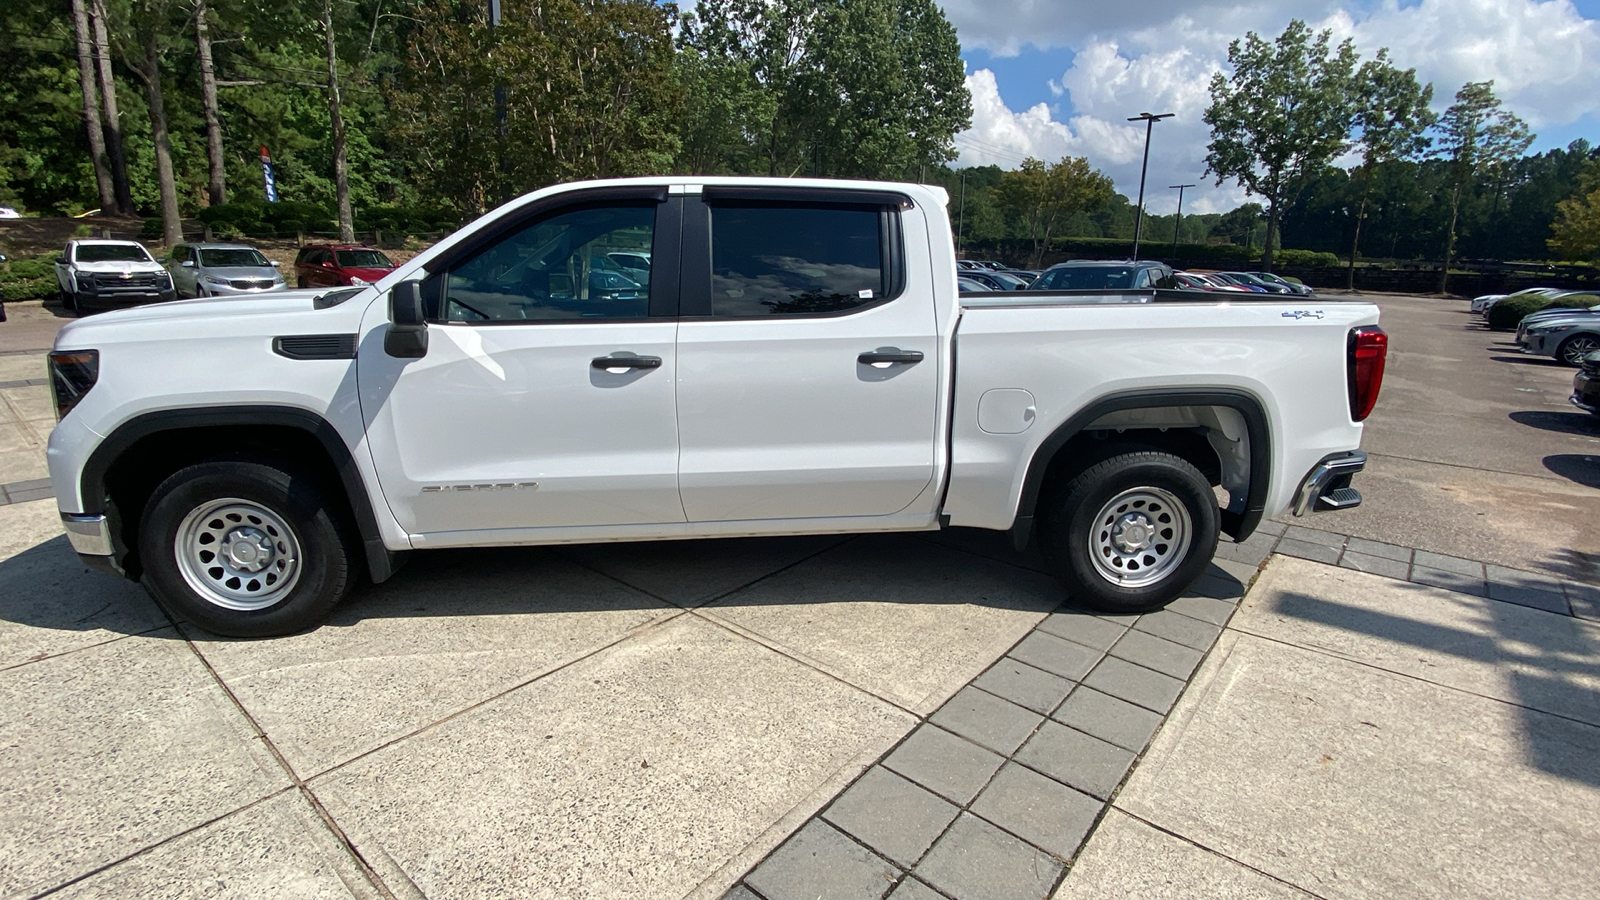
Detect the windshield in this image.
<box><xmin>334</xmin><ymin>249</ymin><xmax>394</xmax><ymax>269</ymax></box>
<box><xmin>198</xmin><ymin>247</ymin><xmax>269</xmax><ymax>268</ymax></box>
<box><xmin>76</xmin><ymin>244</ymin><xmax>151</xmax><ymax>263</ymax></box>
<box><xmin>1034</xmin><ymin>266</ymin><xmax>1137</xmax><ymax>290</ymax></box>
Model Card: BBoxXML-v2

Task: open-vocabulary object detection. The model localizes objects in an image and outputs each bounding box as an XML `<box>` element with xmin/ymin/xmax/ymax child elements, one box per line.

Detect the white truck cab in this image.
<box><xmin>45</xmin><ymin>177</ymin><xmax>1384</xmax><ymax>637</ymax></box>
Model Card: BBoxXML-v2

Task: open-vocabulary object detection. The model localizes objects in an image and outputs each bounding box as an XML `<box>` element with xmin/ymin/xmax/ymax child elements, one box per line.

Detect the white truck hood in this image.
<box><xmin>73</xmin><ymin>259</ymin><xmax>168</xmax><ymax>276</ymax></box>
<box><xmin>52</xmin><ymin>288</ymin><xmax>365</xmax><ymax>349</ymax></box>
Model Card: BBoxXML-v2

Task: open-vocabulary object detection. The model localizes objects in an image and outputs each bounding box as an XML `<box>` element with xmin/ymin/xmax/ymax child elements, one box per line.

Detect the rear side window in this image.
<box><xmin>1035</xmin><ymin>265</ymin><xmax>1137</xmax><ymax>290</ymax></box>
<box><xmin>708</xmin><ymin>204</ymin><xmax>889</xmax><ymax>317</ymax></box>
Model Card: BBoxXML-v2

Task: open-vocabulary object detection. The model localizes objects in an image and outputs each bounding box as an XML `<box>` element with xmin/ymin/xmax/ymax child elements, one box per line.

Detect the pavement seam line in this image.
<box><xmin>1223</xmin><ymin>624</ymin><xmax>1600</xmax><ymax>731</ymax></box>
<box><xmin>23</xmin><ymin>787</ymin><xmax>300</xmax><ymax>900</ymax></box>
<box><xmin>0</xmin><ymin>622</ymin><xmax>176</xmax><ymax>673</ymax></box>
<box><xmin>1364</xmin><ymin>448</ymin><xmax>1583</xmax><ymax>484</ymax></box>
<box><xmin>172</xmin><ymin>620</ymin><xmax>401</xmax><ymax>900</ymax></box>
<box><xmin>1111</xmin><ymin>808</ymin><xmax>1334</xmax><ymax>900</ymax></box>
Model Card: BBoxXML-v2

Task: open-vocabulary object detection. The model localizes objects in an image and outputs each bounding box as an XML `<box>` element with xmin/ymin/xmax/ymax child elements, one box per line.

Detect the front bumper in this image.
<box><xmin>80</xmin><ymin>288</ymin><xmax>178</xmax><ymax>308</ymax></box>
<box><xmin>1292</xmin><ymin>450</ymin><xmax>1367</xmax><ymax>516</ymax></box>
<box><xmin>1574</xmin><ymin>368</ymin><xmax>1600</xmax><ymax>415</ymax></box>
<box><xmin>60</xmin><ymin>512</ymin><xmax>122</xmax><ymax>577</ymax></box>
<box><xmin>202</xmin><ymin>281</ymin><xmax>288</xmax><ymax>296</ymax></box>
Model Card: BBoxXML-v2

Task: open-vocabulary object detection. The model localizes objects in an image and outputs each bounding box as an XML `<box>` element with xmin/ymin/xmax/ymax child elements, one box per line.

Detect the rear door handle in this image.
<box><xmin>858</xmin><ymin>348</ymin><xmax>925</xmax><ymax>366</ymax></box>
<box><xmin>591</xmin><ymin>354</ymin><xmax>662</xmax><ymax>370</ymax></box>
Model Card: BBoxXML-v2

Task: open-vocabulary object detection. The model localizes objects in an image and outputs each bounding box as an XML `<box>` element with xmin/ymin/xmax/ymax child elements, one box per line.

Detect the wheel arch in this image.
<box><xmin>1011</xmin><ymin>388</ymin><xmax>1273</xmax><ymax>549</ymax></box>
<box><xmin>82</xmin><ymin>405</ymin><xmax>404</xmax><ymax>583</ymax></box>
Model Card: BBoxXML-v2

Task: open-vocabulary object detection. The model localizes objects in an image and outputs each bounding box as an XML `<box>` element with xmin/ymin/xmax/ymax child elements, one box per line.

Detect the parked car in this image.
<box><xmin>166</xmin><ymin>243</ymin><xmax>287</xmax><ymax>298</ymax></box>
<box><xmin>962</xmin><ymin>270</ymin><xmax>1030</xmax><ymax>291</ymax></box>
<box><xmin>1173</xmin><ymin>272</ymin><xmax>1253</xmax><ymax>293</ymax></box>
<box><xmin>1244</xmin><ymin>271</ymin><xmax>1316</xmax><ymax>297</ymax></box>
<box><xmin>0</xmin><ymin>205</ymin><xmax>20</xmax><ymax>219</ymax></box>
<box><xmin>1472</xmin><ymin>286</ymin><xmax>1559</xmax><ymax>315</ymax></box>
<box><xmin>53</xmin><ymin>239</ymin><xmax>176</xmax><ymax>315</ymax></box>
<box><xmin>957</xmin><ymin>276</ymin><xmax>993</xmax><ymax>292</ymax></box>
<box><xmin>294</xmin><ymin>244</ymin><xmax>397</xmax><ymax>289</ymax></box>
<box><xmin>1571</xmin><ymin>350</ymin><xmax>1600</xmax><ymax>417</ymax></box>
<box><xmin>1517</xmin><ymin>309</ymin><xmax>1600</xmax><ymax>366</ymax></box>
<box><xmin>1201</xmin><ymin>273</ymin><xmax>1268</xmax><ymax>292</ymax></box>
<box><xmin>46</xmin><ymin>176</ymin><xmax>1381</xmax><ymax>637</ymax></box>
<box><xmin>1029</xmin><ymin>259</ymin><xmax>1178</xmax><ymax>290</ymax></box>
<box><xmin>1218</xmin><ymin>272</ymin><xmax>1295</xmax><ymax>294</ymax></box>
<box><xmin>1516</xmin><ymin>299</ymin><xmax>1600</xmax><ymax>332</ymax></box>
<box><xmin>605</xmin><ymin>251</ymin><xmax>651</xmax><ymax>283</ymax></box>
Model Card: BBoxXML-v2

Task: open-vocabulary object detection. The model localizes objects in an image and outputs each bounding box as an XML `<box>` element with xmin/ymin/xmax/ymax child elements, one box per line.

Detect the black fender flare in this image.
<box><xmin>1010</xmin><ymin>388</ymin><xmax>1273</xmax><ymax>549</ymax></box>
<box><xmin>80</xmin><ymin>405</ymin><xmax>405</xmax><ymax>582</ymax></box>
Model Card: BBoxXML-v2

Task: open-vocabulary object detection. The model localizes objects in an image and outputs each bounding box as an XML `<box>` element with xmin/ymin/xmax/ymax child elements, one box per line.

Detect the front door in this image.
<box><xmin>674</xmin><ymin>190</ymin><xmax>941</xmax><ymax>522</ymax></box>
<box><xmin>359</xmin><ymin>192</ymin><xmax>683</xmax><ymax>537</ymax></box>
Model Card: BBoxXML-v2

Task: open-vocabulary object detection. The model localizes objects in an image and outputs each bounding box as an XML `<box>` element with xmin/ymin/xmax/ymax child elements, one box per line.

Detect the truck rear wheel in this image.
<box><xmin>1037</xmin><ymin>450</ymin><xmax>1219</xmax><ymax>614</ymax></box>
<box><xmin>139</xmin><ymin>459</ymin><xmax>357</xmax><ymax>637</ymax></box>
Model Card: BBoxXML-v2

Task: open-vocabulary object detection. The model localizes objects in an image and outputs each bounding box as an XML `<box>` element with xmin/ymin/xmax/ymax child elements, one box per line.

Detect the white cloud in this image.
<box><xmin>948</xmin><ymin>0</ymin><xmax>1600</xmax><ymax>213</ymax></box>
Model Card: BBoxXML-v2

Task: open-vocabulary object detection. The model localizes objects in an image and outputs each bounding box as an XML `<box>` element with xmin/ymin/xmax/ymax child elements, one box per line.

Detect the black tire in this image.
<box><xmin>1037</xmin><ymin>450</ymin><xmax>1220</xmax><ymax>614</ymax></box>
<box><xmin>72</xmin><ymin>293</ymin><xmax>94</xmax><ymax>316</ymax></box>
<box><xmin>60</xmin><ymin>288</ymin><xmax>76</xmax><ymax>311</ymax></box>
<box><xmin>139</xmin><ymin>459</ymin><xmax>357</xmax><ymax>637</ymax></box>
<box><xmin>297</xmin><ymin>276</ymin><xmax>307</xmax><ymax>289</ymax></box>
<box><xmin>1557</xmin><ymin>334</ymin><xmax>1600</xmax><ymax>367</ymax></box>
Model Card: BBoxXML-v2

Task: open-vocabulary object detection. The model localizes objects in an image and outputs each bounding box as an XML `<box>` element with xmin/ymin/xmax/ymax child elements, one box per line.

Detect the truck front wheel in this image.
<box><xmin>139</xmin><ymin>460</ymin><xmax>357</xmax><ymax>637</ymax></box>
<box><xmin>1038</xmin><ymin>450</ymin><xmax>1219</xmax><ymax>614</ymax></box>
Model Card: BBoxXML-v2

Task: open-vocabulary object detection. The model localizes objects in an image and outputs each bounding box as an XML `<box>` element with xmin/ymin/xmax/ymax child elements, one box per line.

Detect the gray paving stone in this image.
<box><xmin>915</xmin><ymin>813</ymin><xmax>1063</xmax><ymax>900</ymax></box>
<box><xmin>1107</xmin><ymin>629</ymin><xmax>1205</xmax><ymax>680</ymax></box>
<box><xmin>6</xmin><ymin>485</ymin><xmax>53</xmax><ymax>504</ymax></box>
<box><xmin>1092</xmin><ymin>611</ymin><xmax>1142</xmax><ymax>625</ymax></box>
<box><xmin>1282</xmin><ymin>524</ymin><xmax>1347</xmax><ymax>548</ymax></box>
<box><xmin>724</xmin><ymin>886</ymin><xmax>763</xmax><ymax>900</ymax></box>
<box><xmin>1485</xmin><ymin>565</ymin><xmax>1566</xmax><ymax>593</ymax></box>
<box><xmin>824</xmin><ymin>767</ymin><xmax>959</xmax><ymax>867</ymax></box>
<box><xmin>746</xmin><ymin>819</ymin><xmax>898</xmax><ymax>900</ymax></box>
<box><xmin>1214</xmin><ymin>533</ymin><xmax>1276</xmax><ymax>567</ymax></box>
<box><xmin>1034</xmin><ymin>612</ymin><xmax>1127</xmax><ymax>651</ymax></box>
<box><xmin>1082</xmin><ymin>655</ymin><xmax>1186</xmax><ymax>714</ymax></box>
<box><xmin>886</xmin><ymin>878</ymin><xmax>944</xmax><ymax>900</ymax></box>
<box><xmin>1339</xmin><ymin>551</ymin><xmax>1411</xmax><ymax>580</ymax></box>
<box><xmin>971</xmin><ymin>762</ymin><xmax>1101</xmax><ymax>859</ymax></box>
<box><xmin>1412</xmin><ymin>550</ymin><xmax>1484</xmax><ymax>578</ymax></box>
<box><xmin>972</xmin><ymin>658</ymin><xmax>1074</xmax><ymax>715</ymax></box>
<box><xmin>1006</xmin><ymin>630</ymin><xmax>1101</xmax><ymax>681</ymax></box>
<box><xmin>1345</xmin><ymin>537</ymin><xmax>1413</xmax><ymax>563</ymax></box>
<box><xmin>1132</xmin><ymin>609</ymin><xmax>1222</xmax><ymax>651</ymax></box>
<box><xmin>1052</xmin><ymin>686</ymin><xmax>1163</xmax><ymax>752</ymax></box>
<box><xmin>930</xmin><ymin>686</ymin><xmax>1044</xmax><ymax>757</ymax></box>
<box><xmin>1274</xmin><ymin>537</ymin><xmax>1342</xmax><ymax>565</ymax></box>
<box><xmin>1253</xmin><ymin>519</ymin><xmax>1288</xmax><ymax>536</ymax></box>
<box><xmin>1486</xmin><ymin>582</ymin><xmax>1570</xmax><ymax>615</ymax></box>
<box><xmin>883</xmin><ymin>725</ymin><xmax>1005</xmax><ymax>806</ymax></box>
<box><xmin>1410</xmin><ymin>565</ymin><xmax>1487</xmax><ymax>597</ymax></box>
<box><xmin>1208</xmin><ymin>557</ymin><xmax>1262</xmax><ymax>586</ymax></box>
<box><xmin>1162</xmin><ymin>594</ymin><xmax>1237</xmax><ymax>626</ymax></box>
<box><xmin>1015</xmin><ymin>719</ymin><xmax>1136</xmax><ymax>800</ymax></box>
<box><xmin>1188</xmin><ymin>573</ymin><xmax>1247</xmax><ymax>601</ymax></box>
<box><xmin>1568</xmin><ymin>582</ymin><xmax>1600</xmax><ymax>622</ymax></box>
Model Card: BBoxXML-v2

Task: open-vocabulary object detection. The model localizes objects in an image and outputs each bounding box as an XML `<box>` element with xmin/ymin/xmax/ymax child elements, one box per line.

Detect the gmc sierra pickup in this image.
<box><xmin>45</xmin><ymin>177</ymin><xmax>1385</xmax><ymax>637</ymax></box>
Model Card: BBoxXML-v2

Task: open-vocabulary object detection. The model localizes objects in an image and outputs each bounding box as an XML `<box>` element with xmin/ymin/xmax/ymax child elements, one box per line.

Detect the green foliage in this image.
<box><xmin>992</xmin><ymin>156</ymin><xmax>1115</xmax><ymax>268</ymax></box>
<box><xmin>1550</xmin><ymin>160</ymin><xmax>1600</xmax><ymax>264</ymax></box>
<box><xmin>1275</xmin><ymin>248</ymin><xmax>1339</xmax><ymax>267</ymax></box>
<box><xmin>1487</xmin><ymin>294</ymin><xmax>1585</xmax><ymax>330</ymax></box>
<box><xmin>0</xmin><ymin>255</ymin><xmax>57</xmax><ymax>301</ymax></box>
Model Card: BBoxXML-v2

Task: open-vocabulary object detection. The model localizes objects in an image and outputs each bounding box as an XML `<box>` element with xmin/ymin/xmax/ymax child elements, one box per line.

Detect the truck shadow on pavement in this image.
<box><xmin>1269</xmin><ymin>585</ymin><xmax>1600</xmax><ymax>788</ymax></box>
<box><xmin>1508</xmin><ymin>410</ymin><xmax>1600</xmax><ymax>436</ymax></box>
<box><xmin>1543</xmin><ymin>454</ymin><xmax>1600</xmax><ymax>489</ymax></box>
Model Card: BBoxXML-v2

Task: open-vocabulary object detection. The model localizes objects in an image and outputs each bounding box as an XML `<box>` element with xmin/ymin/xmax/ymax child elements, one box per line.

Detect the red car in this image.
<box><xmin>293</xmin><ymin>244</ymin><xmax>396</xmax><ymax>289</ymax></box>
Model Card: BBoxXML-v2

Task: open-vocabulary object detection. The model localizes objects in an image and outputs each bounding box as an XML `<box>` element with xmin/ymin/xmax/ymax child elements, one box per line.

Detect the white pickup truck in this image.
<box><xmin>45</xmin><ymin>177</ymin><xmax>1386</xmax><ymax>637</ymax></box>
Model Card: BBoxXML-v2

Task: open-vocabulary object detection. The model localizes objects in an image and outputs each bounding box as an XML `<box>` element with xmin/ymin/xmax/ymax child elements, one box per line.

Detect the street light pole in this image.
<box><xmin>1127</xmin><ymin>112</ymin><xmax>1173</xmax><ymax>260</ymax></box>
<box><xmin>1169</xmin><ymin>183</ymin><xmax>1195</xmax><ymax>259</ymax></box>
<box><xmin>957</xmin><ymin>169</ymin><xmax>967</xmax><ymax>258</ymax></box>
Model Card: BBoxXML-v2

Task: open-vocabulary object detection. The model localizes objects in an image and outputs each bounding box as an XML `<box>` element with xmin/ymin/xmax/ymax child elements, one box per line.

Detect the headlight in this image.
<box><xmin>1534</xmin><ymin>325</ymin><xmax>1577</xmax><ymax>334</ymax></box>
<box><xmin>49</xmin><ymin>349</ymin><xmax>99</xmax><ymax>420</ymax></box>
<box><xmin>204</xmin><ymin>274</ymin><xmax>227</xmax><ymax>285</ymax></box>
<box><xmin>350</xmin><ymin>276</ymin><xmax>369</xmax><ymax>286</ymax></box>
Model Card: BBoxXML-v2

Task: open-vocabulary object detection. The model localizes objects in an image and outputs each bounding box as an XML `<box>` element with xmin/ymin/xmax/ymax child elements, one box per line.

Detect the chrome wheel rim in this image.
<box><xmin>1087</xmin><ymin>486</ymin><xmax>1192</xmax><ymax>588</ymax></box>
<box><xmin>1562</xmin><ymin>337</ymin><xmax>1599</xmax><ymax>365</ymax></box>
<box><xmin>174</xmin><ymin>498</ymin><xmax>302</xmax><ymax>611</ymax></box>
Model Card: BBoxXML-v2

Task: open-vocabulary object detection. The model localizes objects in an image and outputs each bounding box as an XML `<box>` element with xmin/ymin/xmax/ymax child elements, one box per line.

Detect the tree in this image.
<box><xmin>1203</xmin><ymin>20</ymin><xmax>1358</xmax><ymax>271</ymax></box>
<box><xmin>1346</xmin><ymin>51</ymin><xmax>1433</xmax><ymax>288</ymax></box>
<box><xmin>321</xmin><ymin>0</ymin><xmax>353</xmax><ymax>240</ymax></box>
<box><xmin>1215</xmin><ymin>202</ymin><xmax>1266</xmax><ymax>250</ymax></box>
<box><xmin>117</xmin><ymin>0</ymin><xmax>187</xmax><ymax>245</ymax></box>
<box><xmin>193</xmin><ymin>0</ymin><xmax>225</xmax><ymax>206</ymax></box>
<box><xmin>69</xmin><ymin>0</ymin><xmax>118</xmax><ymax>212</ymax></box>
<box><xmin>1436</xmin><ymin>81</ymin><xmax>1533</xmax><ymax>292</ymax></box>
<box><xmin>91</xmin><ymin>0</ymin><xmax>134</xmax><ymax>214</ymax></box>
<box><xmin>1549</xmin><ymin>160</ymin><xmax>1600</xmax><ymax>263</ymax></box>
<box><xmin>994</xmin><ymin>156</ymin><xmax>1115</xmax><ymax>267</ymax></box>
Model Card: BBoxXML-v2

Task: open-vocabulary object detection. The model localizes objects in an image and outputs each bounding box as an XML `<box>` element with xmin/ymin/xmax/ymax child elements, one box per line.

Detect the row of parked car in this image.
<box><xmin>956</xmin><ymin>258</ymin><xmax>1317</xmax><ymax>298</ymax></box>
<box><xmin>51</xmin><ymin>238</ymin><xmax>398</xmax><ymax>315</ymax></box>
<box><xmin>1468</xmin><ymin>285</ymin><xmax>1600</xmax><ymax>368</ymax></box>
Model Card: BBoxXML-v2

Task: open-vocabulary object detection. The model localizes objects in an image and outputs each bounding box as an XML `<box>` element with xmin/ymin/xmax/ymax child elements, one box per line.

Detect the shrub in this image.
<box><xmin>1276</xmin><ymin>248</ymin><xmax>1340</xmax><ymax>267</ymax></box>
<box><xmin>2</xmin><ymin>275</ymin><xmax>54</xmax><ymax>302</ymax></box>
<box><xmin>1488</xmin><ymin>294</ymin><xmax>1588</xmax><ymax>330</ymax></box>
<box><xmin>141</xmin><ymin>217</ymin><xmax>163</xmax><ymax>238</ymax></box>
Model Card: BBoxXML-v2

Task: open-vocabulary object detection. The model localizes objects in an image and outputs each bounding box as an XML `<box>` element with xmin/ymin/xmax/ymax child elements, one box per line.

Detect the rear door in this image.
<box><xmin>359</xmin><ymin>187</ymin><xmax>685</xmax><ymax>536</ymax></box>
<box><xmin>673</xmin><ymin>187</ymin><xmax>941</xmax><ymax>522</ymax></box>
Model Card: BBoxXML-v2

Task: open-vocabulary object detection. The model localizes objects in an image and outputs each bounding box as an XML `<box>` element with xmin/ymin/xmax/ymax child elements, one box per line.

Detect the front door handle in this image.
<box><xmin>591</xmin><ymin>354</ymin><xmax>662</xmax><ymax>370</ymax></box>
<box><xmin>858</xmin><ymin>348</ymin><xmax>925</xmax><ymax>367</ymax></box>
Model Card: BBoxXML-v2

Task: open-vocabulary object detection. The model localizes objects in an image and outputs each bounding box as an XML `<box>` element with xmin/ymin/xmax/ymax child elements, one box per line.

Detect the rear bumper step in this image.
<box><xmin>1292</xmin><ymin>450</ymin><xmax>1367</xmax><ymax>516</ymax></box>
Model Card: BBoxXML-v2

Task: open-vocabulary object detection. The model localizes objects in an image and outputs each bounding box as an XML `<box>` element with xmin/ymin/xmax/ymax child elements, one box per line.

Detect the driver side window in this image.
<box><xmin>442</xmin><ymin>203</ymin><xmax>655</xmax><ymax>322</ymax></box>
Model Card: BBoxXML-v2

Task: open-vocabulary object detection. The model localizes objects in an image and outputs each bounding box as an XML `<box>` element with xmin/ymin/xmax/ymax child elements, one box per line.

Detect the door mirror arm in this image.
<box><xmin>384</xmin><ymin>280</ymin><xmax>429</xmax><ymax>358</ymax></box>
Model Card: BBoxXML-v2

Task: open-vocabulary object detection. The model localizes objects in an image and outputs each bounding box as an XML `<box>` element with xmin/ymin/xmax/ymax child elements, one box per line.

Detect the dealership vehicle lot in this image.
<box><xmin>0</xmin><ymin>290</ymin><xmax>1596</xmax><ymax>899</ymax></box>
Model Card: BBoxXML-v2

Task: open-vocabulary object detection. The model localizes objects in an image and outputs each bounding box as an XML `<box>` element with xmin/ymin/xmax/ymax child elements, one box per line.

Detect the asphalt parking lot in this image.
<box><xmin>0</xmin><ymin>291</ymin><xmax>1596</xmax><ymax>900</ymax></box>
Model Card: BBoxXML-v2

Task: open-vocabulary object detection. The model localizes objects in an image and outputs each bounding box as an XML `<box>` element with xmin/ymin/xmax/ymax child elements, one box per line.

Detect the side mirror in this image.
<box><xmin>56</xmin><ymin>255</ymin><xmax>67</xmax><ymax>265</ymax></box>
<box><xmin>180</xmin><ymin>259</ymin><xmax>194</xmax><ymax>267</ymax></box>
<box><xmin>384</xmin><ymin>280</ymin><xmax>428</xmax><ymax>359</ymax></box>
<box><xmin>269</xmin><ymin>260</ymin><xmax>280</xmax><ymax>267</ymax></box>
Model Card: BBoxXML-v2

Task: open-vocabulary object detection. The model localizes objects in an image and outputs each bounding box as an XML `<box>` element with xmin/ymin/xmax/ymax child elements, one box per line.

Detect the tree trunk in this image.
<box><xmin>1439</xmin><ymin>183</ymin><xmax>1462</xmax><ymax>295</ymax></box>
<box><xmin>70</xmin><ymin>0</ymin><xmax>115</xmax><ymax>212</ymax></box>
<box><xmin>136</xmin><ymin>38</ymin><xmax>182</xmax><ymax>247</ymax></box>
<box><xmin>91</xmin><ymin>0</ymin><xmax>133</xmax><ymax>215</ymax></box>
<box><xmin>195</xmin><ymin>0</ymin><xmax>226</xmax><ymax>206</ymax></box>
<box><xmin>1261</xmin><ymin>199</ymin><xmax>1280</xmax><ymax>272</ymax></box>
<box><xmin>1346</xmin><ymin>172</ymin><xmax>1370</xmax><ymax>292</ymax></box>
<box><xmin>323</xmin><ymin>0</ymin><xmax>354</xmax><ymax>242</ymax></box>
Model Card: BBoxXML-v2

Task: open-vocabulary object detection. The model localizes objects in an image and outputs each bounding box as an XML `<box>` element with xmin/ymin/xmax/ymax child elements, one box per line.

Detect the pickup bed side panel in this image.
<box><xmin>943</xmin><ymin>301</ymin><xmax>1378</xmax><ymax>532</ymax></box>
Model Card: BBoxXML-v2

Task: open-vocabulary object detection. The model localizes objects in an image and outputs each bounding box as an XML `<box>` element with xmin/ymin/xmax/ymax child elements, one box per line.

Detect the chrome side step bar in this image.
<box><xmin>1292</xmin><ymin>450</ymin><xmax>1367</xmax><ymax>516</ymax></box>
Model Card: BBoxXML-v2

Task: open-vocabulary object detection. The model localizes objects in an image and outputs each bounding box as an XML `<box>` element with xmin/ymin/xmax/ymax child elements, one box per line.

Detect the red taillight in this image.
<box><xmin>1348</xmin><ymin>326</ymin><xmax>1387</xmax><ymax>422</ymax></box>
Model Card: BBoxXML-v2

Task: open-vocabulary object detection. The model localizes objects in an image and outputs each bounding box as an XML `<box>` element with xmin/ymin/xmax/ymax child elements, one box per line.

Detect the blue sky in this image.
<box><xmin>942</xmin><ymin>0</ymin><xmax>1600</xmax><ymax>212</ymax></box>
